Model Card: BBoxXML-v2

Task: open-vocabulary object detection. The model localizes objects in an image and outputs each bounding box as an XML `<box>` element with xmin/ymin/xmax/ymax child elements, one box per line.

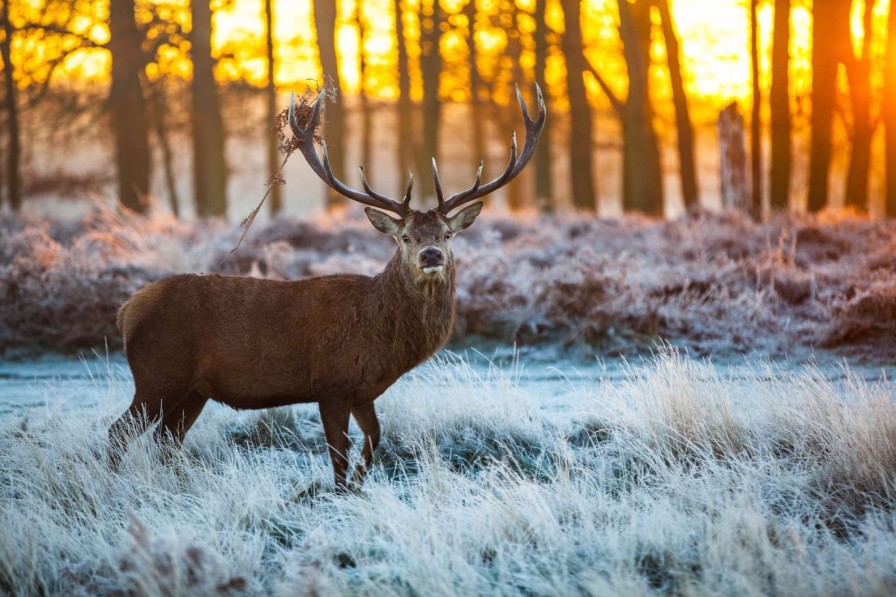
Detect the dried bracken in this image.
<box><xmin>3</xmin><ymin>209</ymin><xmax>896</xmax><ymax>359</ymax></box>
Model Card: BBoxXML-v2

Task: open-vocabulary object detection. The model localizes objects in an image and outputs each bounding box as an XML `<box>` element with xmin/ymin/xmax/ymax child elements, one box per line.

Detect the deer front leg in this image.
<box><xmin>350</xmin><ymin>402</ymin><xmax>381</xmax><ymax>487</ymax></box>
<box><xmin>318</xmin><ymin>398</ymin><xmax>352</xmax><ymax>491</ymax></box>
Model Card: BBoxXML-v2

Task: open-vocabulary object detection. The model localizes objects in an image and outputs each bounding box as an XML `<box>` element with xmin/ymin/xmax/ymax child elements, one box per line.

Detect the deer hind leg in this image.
<box><xmin>156</xmin><ymin>390</ymin><xmax>209</xmax><ymax>446</ymax></box>
<box><xmin>318</xmin><ymin>398</ymin><xmax>352</xmax><ymax>491</ymax></box>
<box><xmin>349</xmin><ymin>402</ymin><xmax>381</xmax><ymax>487</ymax></box>
<box><xmin>107</xmin><ymin>391</ymin><xmax>167</xmax><ymax>468</ymax></box>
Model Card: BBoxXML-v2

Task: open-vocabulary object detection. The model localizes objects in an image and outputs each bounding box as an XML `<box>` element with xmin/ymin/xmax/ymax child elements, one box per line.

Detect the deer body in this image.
<box><xmin>108</xmin><ymin>85</ymin><xmax>545</xmax><ymax>489</ymax></box>
<box><xmin>119</xmin><ymin>256</ymin><xmax>454</xmax><ymax>411</ymax></box>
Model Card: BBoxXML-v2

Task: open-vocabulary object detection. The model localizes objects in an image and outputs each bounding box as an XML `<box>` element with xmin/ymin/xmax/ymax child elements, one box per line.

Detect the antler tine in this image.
<box><xmin>434</xmin><ymin>83</ymin><xmax>547</xmax><ymax>215</ymax></box>
<box><xmin>358</xmin><ymin>166</ymin><xmax>395</xmax><ymax>204</ymax></box>
<box><xmin>401</xmin><ymin>171</ymin><xmax>414</xmax><ymax>211</ymax></box>
<box><xmin>289</xmin><ymin>91</ymin><xmax>412</xmax><ymax>217</ymax></box>
<box><xmin>432</xmin><ymin>158</ymin><xmax>445</xmax><ymax>208</ymax></box>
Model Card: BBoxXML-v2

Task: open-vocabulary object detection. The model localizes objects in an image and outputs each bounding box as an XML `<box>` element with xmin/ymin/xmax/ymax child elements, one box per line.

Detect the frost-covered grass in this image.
<box><xmin>4</xmin><ymin>206</ymin><xmax>896</xmax><ymax>358</ymax></box>
<box><xmin>2</xmin><ymin>350</ymin><xmax>895</xmax><ymax>595</ymax></box>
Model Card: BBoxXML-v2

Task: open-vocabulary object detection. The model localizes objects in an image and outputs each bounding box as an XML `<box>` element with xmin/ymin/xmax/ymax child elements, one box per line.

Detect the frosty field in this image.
<box><xmin>2</xmin><ymin>348</ymin><xmax>896</xmax><ymax>595</ymax></box>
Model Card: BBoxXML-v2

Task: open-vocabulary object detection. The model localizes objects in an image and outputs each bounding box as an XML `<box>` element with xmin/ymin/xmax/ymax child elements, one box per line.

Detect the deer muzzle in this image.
<box><xmin>419</xmin><ymin>247</ymin><xmax>445</xmax><ymax>274</ymax></box>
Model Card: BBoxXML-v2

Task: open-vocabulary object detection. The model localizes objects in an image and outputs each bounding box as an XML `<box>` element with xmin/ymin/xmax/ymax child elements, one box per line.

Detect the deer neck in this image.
<box><xmin>375</xmin><ymin>250</ymin><xmax>457</xmax><ymax>354</ymax></box>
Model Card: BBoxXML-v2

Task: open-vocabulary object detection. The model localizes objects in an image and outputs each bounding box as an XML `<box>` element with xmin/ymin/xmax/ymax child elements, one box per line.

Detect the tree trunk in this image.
<box><xmin>885</xmin><ymin>0</ymin><xmax>896</xmax><ymax>217</ymax></box>
<box><xmin>417</xmin><ymin>0</ymin><xmax>442</xmax><ymax>203</ymax></box>
<box><xmin>356</xmin><ymin>2</ymin><xmax>372</xmax><ymax>171</ymax></box>
<box><xmin>768</xmin><ymin>0</ymin><xmax>791</xmax><ymax>212</ymax></box>
<box><xmin>806</xmin><ymin>0</ymin><xmax>850</xmax><ymax>213</ymax></box>
<box><xmin>265</xmin><ymin>0</ymin><xmax>282</xmax><ymax>216</ymax></box>
<box><xmin>505</xmin><ymin>1</ymin><xmax>524</xmax><ymax>211</ymax></box>
<box><xmin>718</xmin><ymin>102</ymin><xmax>748</xmax><ymax>211</ymax></box>
<box><xmin>561</xmin><ymin>0</ymin><xmax>596</xmax><ymax>211</ymax></box>
<box><xmin>619</xmin><ymin>0</ymin><xmax>663</xmax><ymax>216</ymax></box>
<box><xmin>464</xmin><ymin>0</ymin><xmax>486</xmax><ymax>171</ymax></box>
<box><xmin>656</xmin><ymin>0</ymin><xmax>697</xmax><ymax>210</ymax></box>
<box><xmin>191</xmin><ymin>0</ymin><xmax>227</xmax><ymax>217</ymax></box>
<box><xmin>109</xmin><ymin>0</ymin><xmax>150</xmax><ymax>214</ymax></box>
<box><xmin>313</xmin><ymin>0</ymin><xmax>346</xmax><ymax>209</ymax></box>
<box><xmin>0</xmin><ymin>0</ymin><xmax>21</xmax><ymax>212</ymax></box>
<box><xmin>533</xmin><ymin>0</ymin><xmax>553</xmax><ymax>210</ymax></box>
<box><xmin>395</xmin><ymin>0</ymin><xmax>414</xmax><ymax>188</ymax></box>
<box><xmin>750</xmin><ymin>0</ymin><xmax>762</xmax><ymax>219</ymax></box>
<box><xmin>150</xmin><ymin>83</ymin><xmax>181</xmax><ymax>218</ymax></box>
<box><xmin>844</xmin><ymin>0</ymin><xmax>876</xmax><ymax>212</ymax></box>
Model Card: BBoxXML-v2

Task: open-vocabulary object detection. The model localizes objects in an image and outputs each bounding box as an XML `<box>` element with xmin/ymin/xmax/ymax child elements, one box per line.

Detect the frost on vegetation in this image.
<box><xmin>1</xmin><ymin>350</ymin><xmax>896</xmax><ymax>595</ymax></box>
<box><xmin>3</xmin><ymin>207</ymin><xmax>896</xmax><ymax>357</ymax></box>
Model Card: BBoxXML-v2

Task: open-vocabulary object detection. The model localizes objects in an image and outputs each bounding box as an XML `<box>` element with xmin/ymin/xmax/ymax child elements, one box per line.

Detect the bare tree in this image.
<box><xmin>191</xmin><ymin>0</ymin><xmax>227</xmax><ymax>217</ymax></box>
<box><xmin>355</xmin><ymin>1</ymin><xmax>372</xmax><ymax>171</ymax></box>
<box><xmin>561</xmin><ymin>0</ymin><xmax>596</xmax><ymax>211</ymax></box>
<box><xmin>313</xmin><ymin>0</ymin><xmax>346</xmax><ymax>209</ymax></box>
<box><xmin>0</xmin><ymin>0</ymin><xmax>21</xmax><ymax>211</ymax></box>
<box><xmin>533</xmin><ymin>0</ymin><xmax>553</xmax><ymax>210</ymax></box>
<box><xmin>769</xmin><ymin>0</ymin><xmax>791</xmax><ymax>211</ymax></box>
<box><xmin>395</xmin><ymin>0</ymin><xmax>414</xmax><ymax>187</ymax></box>
<box><xmin>844</xmin><ymin>0</ymin><xmax>877</xmax><ymax>212</ymax></box>
<box><xmin>265</xmin><ymin>0</ymin><xmax>282</xmax><ymax>215</ymax></box>
<box><xmin>148</xmin><ymin>82</ymin><xmax>181</xmax><ymax>217</ymax></box>
<box><xmin>589</xmin><ymin>0</ymin><xmax>663</xmax><ymax>216</ymax></box>
<box><xmin>109</xmin><ymin>0</ymin><xmax>151</xmax><ymax>213</ymax></box>
<box><xmin>417</xmin><ymin>0</ymin><xmax>442</xmax><ymax>202</ymax></box>
<box><xmin>885</xmin><ymin>0</ymin><xmax>896</xmax><ymax>217</ymax></box>
<box><xmin>750</xmin><ymin>0</ymin><xmax>762</xmax><ymax>218</ymax></box>
<box><xmin>656</xmin><ymin>0</ymin><xmax>698</xmax><ymax>210</ymax></box>
<box><xmin>806</xmin><ymin>0</ymin><xmax>850</xmax><ymax>213</ymax></box>
<box><xmin>463</xmin><ymin>0</ymin><xmax>486</xmax><ymax>171</ymax></box>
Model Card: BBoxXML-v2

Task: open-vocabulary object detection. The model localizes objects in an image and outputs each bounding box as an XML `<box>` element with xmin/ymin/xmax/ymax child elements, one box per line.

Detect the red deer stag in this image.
<box><xmin>108</xmin><ymin>85</ymin><xmax>545</xmax><ymax>490</ymax></box>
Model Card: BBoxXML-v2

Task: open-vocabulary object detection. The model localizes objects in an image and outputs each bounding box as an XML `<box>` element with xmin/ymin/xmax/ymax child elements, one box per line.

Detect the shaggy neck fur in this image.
<box><xmin>374</xmin><ymin>249</ymin><xmax>457</xmax><ymax>363</ymax></box>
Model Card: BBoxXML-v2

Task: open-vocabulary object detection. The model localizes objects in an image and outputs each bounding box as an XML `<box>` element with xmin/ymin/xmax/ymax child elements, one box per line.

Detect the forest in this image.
<box><xmin>2</xmin><ymin>0</ymin><xmax>896</xmax><ymax>219</ymax></box>
<box><xmin>3</xmin><ymin>1</ymin><xmax>896</xmax><ymax>595</ymax></box>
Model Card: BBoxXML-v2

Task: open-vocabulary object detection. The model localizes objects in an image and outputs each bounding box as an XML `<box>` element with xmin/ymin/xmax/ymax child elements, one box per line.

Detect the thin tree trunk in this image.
<box><xmin>356</xmin><ymin>1</ymin><xmax>372</xmax><ymax>171</ymax></box>
<box><xmin>807</xmin><ymin>0</ymin><xmax>850</xmax><ymax>213</ymax></box>
<box><xmin>418</xmin><ymin>0</ymin><xmax>442</xmax><ymax>202</ymax></box>
<box><xmin>844</xmin><ymin>0</ymin><xmax>876</xmax><ymax>212</ymax></box>
<box><xmin>395</xmin><ymin>0</ymin><xmax>414</xmax><ymax>189</ymax></box>
<box><xmin>561</xmin><ymin>0</ymin><xmax>596</xmax><ymax>211</ymax></box>
<box><xmin>885</xmin><ymin>0</ymin><xmax>896</xmax><ymax>217</ymax></box>
<box><xmin>533</xmin><ymin>0</ymin><xmax>553</xmax><ymax>210</ymax></box>
<box><xmin>0</xmin><ymin>0</ymin><xmax>21</xmax><ymax>211</ymax></box>
<box><xmin>769</xmin><ymin>0</ymin><xmax>791</xmax><ymax>211</ymax></box>
<box><xmin>619</xmin><ymin>0</ymin><xmax>663</xmax><ymax>216</ymax></box>
<box><xmin>464</xmin><ymin>0</ymin><xmax>486</xmax><ymax>173</ymax></box>
<box><xmin>506</xmin><ymin>1</ymin><xmax>524</xmax><ymax>211</ymax></box>
<box><xmin>191</xmin><ymin>0</ymin><xmax>227</xmax><ymax>217</ymax></box>
<box><xmin>265</xmin><ymin>0</ymin><xmax>282</xmax><ymax>215</ymax></box>
<box><xmin>109</xmin><ymin>0</ymin><xmax>150</xmax><ymax>213</ymax></box>
<box><xmin>150</xmin><ymin>83</ymin><xmax>181</xmax><ymax>217</ymax></box>
<box><xmin>750</xmin><ymin>0</ymin><xmax>762</xmax><ymax>219</ymax></box>
<box><xmin>656</xmin><ymin>0</ymin><xmax>697</xmax><ymax>210</ymax></box>
<box><xmin>313</xmin><ymin>0</ymin><xmax>346</xmax><ymax>209</ymax></box>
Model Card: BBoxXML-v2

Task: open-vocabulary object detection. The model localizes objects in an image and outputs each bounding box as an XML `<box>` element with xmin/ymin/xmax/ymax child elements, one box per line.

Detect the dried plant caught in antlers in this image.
<box><xmin>224</xmin><ymin>81</ymin><xmax>335</xmax><ymax>261</ymax></box>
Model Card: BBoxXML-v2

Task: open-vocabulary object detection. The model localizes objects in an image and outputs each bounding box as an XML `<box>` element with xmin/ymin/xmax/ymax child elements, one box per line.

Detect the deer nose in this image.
<box><xmin>419</xmin><ymin>247</ymin><xmax>444</xmax><ymax>267</ymax></box>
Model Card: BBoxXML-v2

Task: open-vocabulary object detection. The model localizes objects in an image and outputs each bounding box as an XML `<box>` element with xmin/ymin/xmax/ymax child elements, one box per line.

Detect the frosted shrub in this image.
<box><xmin>3</xmin><ymin>208</ymin><xmax>896</xmax><ymax>357</ymax></box>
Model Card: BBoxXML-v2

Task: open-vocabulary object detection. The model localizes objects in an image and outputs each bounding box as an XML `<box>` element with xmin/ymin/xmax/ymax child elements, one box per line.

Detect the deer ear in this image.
<box><xmin>365</xmin><ymin>208</ymin><xmax>401</xmax><ymax>235</ymax></box>
<box><xmin>448</xmin><ymin>202</ymin><xmax>483</xmax><ymax>232</ymax></box>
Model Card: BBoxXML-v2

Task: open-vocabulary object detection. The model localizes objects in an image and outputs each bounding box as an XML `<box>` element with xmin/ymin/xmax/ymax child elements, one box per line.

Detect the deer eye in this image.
<box><xmin>401</xmin><ymin>234</ymin><xmax>410</xmax><ymax>243</ymax></box>
<box><xmin>444</xmin><ymin>232</ymin><xmax>452</xmax><ymax>240</ymax></box>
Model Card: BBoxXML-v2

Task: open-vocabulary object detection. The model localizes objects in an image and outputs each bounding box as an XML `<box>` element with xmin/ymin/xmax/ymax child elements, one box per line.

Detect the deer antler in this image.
<box><xmin>433</xmin><ymin>83</ymin><xmax>547</xmax><ymax>215</ymax></box>
<box><xmin>289</xmin><ymin>92</ymin><xmax>413</xmax><ymax>217</ymax></box>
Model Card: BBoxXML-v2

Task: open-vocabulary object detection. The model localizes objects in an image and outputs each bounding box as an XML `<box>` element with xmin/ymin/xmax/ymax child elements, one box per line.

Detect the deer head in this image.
<box><xmin>288</xmin><ymin>84</ymin><xmax>546</xmax><ymax>286</ymax></box>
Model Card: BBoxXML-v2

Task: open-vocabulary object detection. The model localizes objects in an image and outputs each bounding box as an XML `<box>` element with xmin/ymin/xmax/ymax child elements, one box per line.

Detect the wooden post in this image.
<box><xmin>718</xmin><ymin>102</ymin><xmax>748</xmax><ymax>212</ymax></box>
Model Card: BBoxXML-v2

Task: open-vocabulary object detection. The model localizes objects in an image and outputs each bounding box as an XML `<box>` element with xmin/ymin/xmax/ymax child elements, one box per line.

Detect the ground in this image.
<box><xmin>1</xmin><ymin>208</ymin><xmax>896</xmax><ymax>594</ymax></box>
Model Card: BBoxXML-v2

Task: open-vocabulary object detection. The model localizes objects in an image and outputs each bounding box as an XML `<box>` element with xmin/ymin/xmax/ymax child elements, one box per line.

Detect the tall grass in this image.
<box><xmin>1</xmin><ymin>350</ymin><xmax>895</xmax><ymax>595</ymax></box>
